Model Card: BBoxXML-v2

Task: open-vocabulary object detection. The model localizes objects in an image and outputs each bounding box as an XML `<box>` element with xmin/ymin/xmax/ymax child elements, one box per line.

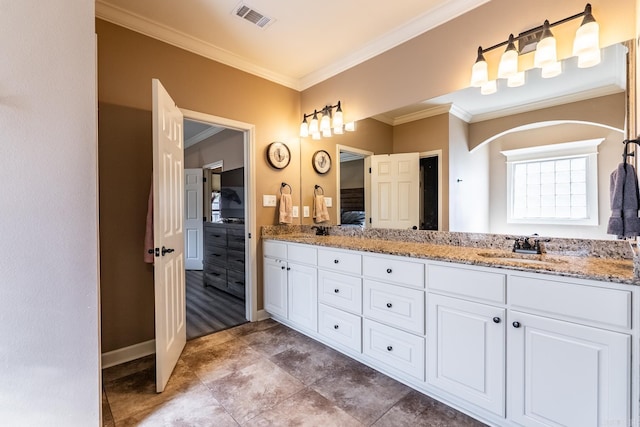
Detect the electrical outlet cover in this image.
<box><xmin>263</xmin><ymin>194</ymin><xmax>277</xmax><ymax>207</ymax></box>
<box><xmin>292</xmin><ymin>206</ymin><xmax>299</xmax><ymax>217</ymax></box>
<box><xmin>324</xmin><ymin>197</ymin><xmax>332</xmax><ymax>207</ymax></box>
<box><xmin>303</xmin><ymin>206</ymin><xmax>310</xmax><ymax>217</ymax></box>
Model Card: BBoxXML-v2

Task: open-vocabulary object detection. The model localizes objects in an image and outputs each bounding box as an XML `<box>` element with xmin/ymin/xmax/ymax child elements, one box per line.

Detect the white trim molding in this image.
<box><xmin>102</xmin><ymin>340</ymin><xmax>155</xmax><ymax>369</ymax></box>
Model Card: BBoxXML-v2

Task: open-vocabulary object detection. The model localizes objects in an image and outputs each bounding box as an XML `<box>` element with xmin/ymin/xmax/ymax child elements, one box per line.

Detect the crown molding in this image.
<box><xmin>185</xmin><ymin>126</ymin><xmax>225</xmax><ymax>149</ymax></box>
<box><xmin>96</xmin><ymin>0</ymin><xmax>488</xmax><ymax>92</ymax></box>
<box><xmin>95</xmin><ymin>1</ymin><xmax>300</xmax><ymax>90</ymax></box>
<box><xmin>394</xmin><ymin>104</ymin><xmax>452</xmax><ymax>125</ymax></box>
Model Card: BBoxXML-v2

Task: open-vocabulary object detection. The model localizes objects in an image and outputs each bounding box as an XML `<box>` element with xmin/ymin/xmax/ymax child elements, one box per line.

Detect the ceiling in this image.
<box><xmin>95</xmin><ymin>0</ymin><xmax>489</xmax><ymax>90</ymax></box>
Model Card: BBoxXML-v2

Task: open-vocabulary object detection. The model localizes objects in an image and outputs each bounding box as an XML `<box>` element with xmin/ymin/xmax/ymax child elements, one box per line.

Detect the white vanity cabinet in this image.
<box><xmin>263</xmin><ymin>239</ymin><xmax>637</xmax><ymax>427</ymax></box>
<box><xmin>263</xmin><ymin>240</ymin><xmax>318</xmax><ymax>333</ymax></box>
<box><xmin>507</xmin><ymin>274</ymin><xmax>632</xmax><ymax>427</ymax></box>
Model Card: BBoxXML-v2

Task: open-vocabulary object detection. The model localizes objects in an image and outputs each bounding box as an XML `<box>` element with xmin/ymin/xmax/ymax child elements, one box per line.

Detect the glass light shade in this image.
<box><xmin>534</xmin><ymin>21</ymin><xmax>557</xmax><ymax>68</ymax></box>
<box><xmin>333</xmin><ymin>109</ymin><xmax>343</xmax><ymax>130</ymax></box>
<box><xmin>309</xmin><ymin>113</ymin><xmax>319</xmax><ymax>135</ymax></box>
<box><xmin>498</xmin><ymin>35</ymin><xmax>518</xmax><ymax>79</ymax></box>
<box><xmin>577</xmin><ymin>47</ymin><xmax>601</xmax><ymax>68</ymax></box>
<box><xmin>480</xmin><ymin>80</ymin><xmax>497</xmax><ymax>95</ymax></box>
<box><xmin>541</xmin><ymin>61</ymin><xmax>562</xmax><ymax>78</ymax></box>
<box><xmin>507</xmin><ymin>71</ymin><xmax>525</xmax><ymax>87</ymax></box>
<box><xmin>299</xmin><ymin>120</ymin><xmax>309</xmax><ymax>137</ymax></box>
<box><xmin>470</xmin><ymin>47</ymin><xmax>488</xmax><ymax>87</ymax></box>
<box><xmin>320</xmin><ymin>113</ymin><xmax>331</xmax><ymax>132</ymax></box>
<box><xmin>322</xmin><ymin>128</ymin><xmax>332</xmax><ymax>138</ymax></box>
<box><xmin>344</xmin><ymin>121</ymin><xmax>356</xmax><ymax>132</ymax></box>
<box><xmin>333</xmin><ymin>125</ymin><xmax>343</xmax><ymax>135</ymax></box>
<box><xmin>311</xmin><ymin>132</ymin><xmax>321</xmax><ymax>140</ymax></box>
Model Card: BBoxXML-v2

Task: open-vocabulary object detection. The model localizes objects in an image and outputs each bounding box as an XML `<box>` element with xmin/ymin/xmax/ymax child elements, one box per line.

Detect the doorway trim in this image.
<box><xmin>181</xmin><ymin>108</ymin><xmax>258</xmax><ymax>322</ymax></box>
<box><xmin>335</xmin><ymin>144</ymin><xmax>374</xmax><ymax>225</ymax></box>
<box><xmin>419</xmin><ymin>149</ymin><xmax>443</xmax><ymax>231</ymax></box>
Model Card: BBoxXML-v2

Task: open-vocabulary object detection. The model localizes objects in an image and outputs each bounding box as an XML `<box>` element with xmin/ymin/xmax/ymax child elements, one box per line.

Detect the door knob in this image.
<box><xmin>161</xmin><ymin>246</ymin><xmax>175</xmax><ymax>256</ymax></box>
<box><xmin>512</xmin><ymin>321</ymin><xmax>521</xmax><ymax>328</ymax></box>
<box><xmin>493</xmin><ymin>317</ymin><xmax>501</xmax><ymax>323</ymax></box>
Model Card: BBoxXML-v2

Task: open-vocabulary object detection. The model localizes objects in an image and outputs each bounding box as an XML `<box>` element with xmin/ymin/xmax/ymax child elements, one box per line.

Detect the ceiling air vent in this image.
<box><xmin>233</xmin><ymin>3</ymin><xmax>274</xmax><ymax>29</ymax></box>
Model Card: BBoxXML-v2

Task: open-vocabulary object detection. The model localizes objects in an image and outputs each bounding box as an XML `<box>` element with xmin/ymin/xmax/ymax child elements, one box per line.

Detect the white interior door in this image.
<box><xmin>184</xmin><ymin>168</ymin><xmax>203</xmax><ymax>270</ymax></box>
<box><xmin>152</xmin><ymin>79</ymin><xmax>186</xmax><ymax>393</ymax></box>
<box><xmin>370</xmin><ymin>153</ymin><xmax>419</xmax><ymax>229</ymax></box>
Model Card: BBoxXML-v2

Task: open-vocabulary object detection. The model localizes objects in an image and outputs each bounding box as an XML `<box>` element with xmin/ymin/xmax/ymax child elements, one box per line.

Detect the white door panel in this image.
<box><xmin>184</xmin><ymin>168</ymin><xmax>203</xmax><ymax>270</ymax></box>
<box><xmin>371</xmin><ymin>153</ymin><xmax>419</xmax><ymax>229</ymax></box>
<box><xmin>153</xmin><ymin>79</ymin><xmax>186</xmax><ymax>393</ymax></box>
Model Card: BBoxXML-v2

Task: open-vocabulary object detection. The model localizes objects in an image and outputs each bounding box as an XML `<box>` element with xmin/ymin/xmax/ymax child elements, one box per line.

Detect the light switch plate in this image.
<box><xmin>303</xmin><ymin>206</ymin><xmax>310</xmax><ymax>217</ymax></box>
<box><xmin>292</xmin><ymin>206</ymin><xmax>299</xmax><ymax>217</ymax></box>
<box><xmin>324</xmin><ymin>197</ymin><xmax>332</xmax><ymax>207</ymax></box>
<box><xmin>263</xmin><ymin>194</ymin><xmax>277</xmax><ymax>207</ymax></box>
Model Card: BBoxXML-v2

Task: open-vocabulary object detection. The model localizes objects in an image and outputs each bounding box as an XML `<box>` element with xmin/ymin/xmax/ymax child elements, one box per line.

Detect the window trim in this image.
<box><xmin>502</xmin><ymin>139</ymin><xmax>603</xmax><ymax>226</ymax></box>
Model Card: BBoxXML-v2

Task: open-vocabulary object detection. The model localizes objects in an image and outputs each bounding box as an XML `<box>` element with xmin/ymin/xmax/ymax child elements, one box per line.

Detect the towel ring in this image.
<box><xmin>314</xmin><ymin>184</ymin><xmax>324</xmax><ymax>195</ymax></box>
<box><xmin>280</xmin><ymin>182</ymin><xmax>292</xmax><ymax>194</ymax></box>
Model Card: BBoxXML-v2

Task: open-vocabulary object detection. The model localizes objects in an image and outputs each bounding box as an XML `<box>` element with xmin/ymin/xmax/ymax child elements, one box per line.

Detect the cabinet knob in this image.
<box><xmin>386</xmin><ymin>268</ymin><xmax>392</xmax><ymax>274</ymax></box>
<box><xmin>386</xmin><ymin>303</ymin><xmax>393</xmax><ymax>308</ymax></box>
<box><xmin>512</xmin><ymin>321</ymin><xmax>521</xmax><ymax>328</ymax></box>
<box><xmin>334</xmin><ymin>324</ymin><xmax>339</xmax><ymax>329</ymax></box>
<box><xmin>334</xmin><ymin>259</ymin><xmax>339</xmax><ymax>264</ymax></box>
<box><xmin>386</xmin><ymin>346</ymin><xmax>393</xmax><ymax>351</ymax></box>
<box><xmin>493</xmin><ymin>317</ymin><xmax>501</xmax><ymax>324</ymax></box>
<box><xmin>281</xmin><ymin>266</ymin><xmax>285</xmax><ymax>270</ymax></box>
<box><xmin>334</xmin><ymin>289</ymin><xmax>340</xmax><ymax>293</ymax></box>
<box><xmin>287</xmin><ymin>267</ymin><xmax>291</xmax><ymax>271</ymax></box>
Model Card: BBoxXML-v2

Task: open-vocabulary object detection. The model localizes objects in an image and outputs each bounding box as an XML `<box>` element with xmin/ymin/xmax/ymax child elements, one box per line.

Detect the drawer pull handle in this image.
<box><xmin>236</xmin><ymin>259</ymin><xmax>244</xmax><ymax>263</ymax></box>
<box><xmin>212</xmin><ymin>273</ymin><xmax>221</xmax><ymax>277</ymax></box>
<box><xmin>334</xmin><ymin>289</ymin><xmax>340</xmax><ymax>293</ymax></box>
<box><xmin>334</xmin><ymin>259</ymin><xmax>339</xmax><ymax>264</ymax></box>
<box><xmin>386</xmin><ymin>346</ymin><xmax>393</xmax><ymax>352</ymax></box>
<box><xmin>214</xmin><ymin>254</ymin><xmax>222</xmax><ymax>257</ymax></box>
<box><xmin>235</xmin><ymin>281</ymin><xmax>244</xmax><ymax>285</ymax></box>
<box><xmin>512</xmin><ymin>321</ymin><xmax>521</xmax><ymax>328</ymax></box>
<box><xmin>386</xmin><ymin>268</ymin><xmax>392</xmax><ymax>274</ymax></box>
<box><xmin>334</xmin><ymin>324</ymin><xmax>339</xmax><ymax>329</ymax></box>
<box><xmin>386</xmin><ymin>303</ymin><xmax>393</xmax><ymax>308</ymax></box>
<box><xmin>493</xmin><ymin>317</ymin><xmax>501</xmax><ymax>324</ymax></box>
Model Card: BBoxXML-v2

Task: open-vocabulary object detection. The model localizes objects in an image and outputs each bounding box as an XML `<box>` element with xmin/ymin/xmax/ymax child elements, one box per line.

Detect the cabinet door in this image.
<box><xmin>263</xmin><ymin>257</ymin><xmax>288</xmax><ymax>318</ymax></box>
<box><xmin>287</xmin><ymin>263</ymin><xmax>318</xmax><ymax>332</ymax></box>
<box><xmin>508</xmin><ymin>311</ymin><xmax>630</xmax><ymax>427</ymax></box>
<box><xmin>428</xmin><ymin>294</ymin><xmax>505</xmax><ymax>416</ymax></box>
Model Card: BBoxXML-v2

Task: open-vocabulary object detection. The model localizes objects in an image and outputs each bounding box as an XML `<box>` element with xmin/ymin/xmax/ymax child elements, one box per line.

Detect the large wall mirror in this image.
<box><xmin>299</xmin><ymin>41</ymin><xmax>633</xmax><ymax>241</ymax></box>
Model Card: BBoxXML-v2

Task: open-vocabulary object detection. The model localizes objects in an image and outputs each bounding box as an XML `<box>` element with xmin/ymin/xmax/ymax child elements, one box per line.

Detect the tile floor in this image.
<box><xmin>103</xmin><ymin>320</ymin><xmax>487</xmax><ymax>426</ymax></box>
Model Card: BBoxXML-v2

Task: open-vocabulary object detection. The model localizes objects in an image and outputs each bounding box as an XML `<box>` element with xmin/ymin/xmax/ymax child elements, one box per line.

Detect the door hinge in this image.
<box><xmin>369</xmin><ymin>217</ymin><xmax>372</xmax><ymax>224</ymax></box>
<box><xmin>203</xmin><ymin>176</ymin><xmax>206</xmax><ymax>182</ymax></box>
<box><xmin>203</xmin><ymin>216</ymin><xmax>207</xmax><ymax>222</ymax></box>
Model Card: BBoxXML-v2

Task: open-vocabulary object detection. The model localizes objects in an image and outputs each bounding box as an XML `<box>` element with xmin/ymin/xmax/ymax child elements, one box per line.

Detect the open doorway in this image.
<box><xmin>182</xmin><ymin>113</ymin><xmax>255</xmax><ymax>339</ymax></box>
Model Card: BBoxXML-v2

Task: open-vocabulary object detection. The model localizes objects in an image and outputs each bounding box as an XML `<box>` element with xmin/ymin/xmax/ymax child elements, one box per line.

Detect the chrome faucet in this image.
<box><xmin>311</xmin><ymin>225</ymin><xmax>329</xmax><ymax>236</ymax></box>
<box><xmin>512</xmin><ymin>234</ymin><xmax>548</xmax><ymax>254</ymax></box>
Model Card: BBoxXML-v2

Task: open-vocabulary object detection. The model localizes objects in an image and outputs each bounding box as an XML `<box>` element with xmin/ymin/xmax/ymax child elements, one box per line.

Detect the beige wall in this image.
<box><xmin>340</xmin><ymin>159</ymin><xmax>365</xmax><ymax>189</ymax></box>
<box><xmin>97</xmin><ymin>19</ymin><xmax>301</xmax><ymax>352</ymax></box>
<box><xmin>301</xmin><ymin>0</ymin><xmax>635</xmax><ymax>122</ymax></box>
<box><xmin>185</xmin><ymin>128</ymin><xmax>244</xmax><ymax>170</ymax></box>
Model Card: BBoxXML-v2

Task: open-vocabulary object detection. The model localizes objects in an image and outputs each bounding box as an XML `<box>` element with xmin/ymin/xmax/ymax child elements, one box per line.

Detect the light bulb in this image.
<box><xmin>541</xmin><ymin>61</ymin><xmax>561</xmax><ymax>78</ymax></box>
<box><xmin>507</xmin><ymin>71</ymin><xmax>525</xmax><ymax>87</ymax></box>
<box><xmin>480</xmin><ymin>80</ymin><xmax>497</xmax><ymax>95</ymax></box>
<box><xmin>498</xmin><ymin>34</ymin><xmax>518</xmax><ymax>79</ymax></box>
<box><xmin>333</xmin><ymin>102</ymin><xmax>343</xmax><ymax>130</ymax></box>
<box><xmin>320</xmin><ymin>112</ymin><xmax>331</xmax><ymax>132</ymax></box>
<box><xmin>311</xmin><ymin>132</ymin><xmax>321</xmax><ymax>140</ymax></box>
<box><xmin>299</xmin><ymin>118</ymin><xmax>309</xmax><ymax>137</ymax></box>
<box><xmin>309</xmin><ymin>110</ymin><xmax>319</xmax><ymax>135</ymax></box>
<box><xmin>573</xmin><ymin>4</ymin><xmax>600</xmax><ymax>68</ymax></box>
<box><xmin>534</xmin><ymin>20</ymin><xmax>557</xmax><ymax>68</ymax></box>
<box><xmin>322</xmin><ymin>128</ymin><xmax>332</xmax><ymax>138</ymax></box>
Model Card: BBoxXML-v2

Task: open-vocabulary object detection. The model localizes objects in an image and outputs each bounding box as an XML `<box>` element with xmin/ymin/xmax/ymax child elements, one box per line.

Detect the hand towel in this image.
<box><xmin>313</xmin><ymin>194</ymin><xmax>330</xmax><ymax>223</ymax></box>
<box><xmin>144</xmin><ymin>183</ymin><xmax>155</xmax><ymax>263</ymax></box>
<box><xmin>607</xmin><ymin>163</ymin><xmax>640</xmax><ymax>237</ymax></box>
<box><xmin>279</xmin><ymin>193</ymin><xmax>293</xmax><ymax>224</ymax></box>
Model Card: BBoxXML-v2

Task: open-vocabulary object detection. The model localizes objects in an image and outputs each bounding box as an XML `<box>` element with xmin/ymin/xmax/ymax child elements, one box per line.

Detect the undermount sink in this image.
<box><xmin>476</xmin><ymin>252</ymin><xmax>567</xmax><ymax>266</ymax></box>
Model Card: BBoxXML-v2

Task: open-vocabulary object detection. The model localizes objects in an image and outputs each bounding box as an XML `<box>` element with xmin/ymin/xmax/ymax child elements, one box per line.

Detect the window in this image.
<box><xmin>502</xmin><ymin>139</ymin><xmax>603</xmax><ymax>226</ymax></box>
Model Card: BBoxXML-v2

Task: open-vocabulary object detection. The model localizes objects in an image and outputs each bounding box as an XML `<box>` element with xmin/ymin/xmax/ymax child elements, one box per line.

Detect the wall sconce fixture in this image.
<box><xmin>470</xmin><ymin>3</ymin><xmax>600</xmax><ymax>95</ymax></box>
<box><xmin>299</xmin><ymin>101</ymin><xmax>355</xmax><ymax>139</ymax></box>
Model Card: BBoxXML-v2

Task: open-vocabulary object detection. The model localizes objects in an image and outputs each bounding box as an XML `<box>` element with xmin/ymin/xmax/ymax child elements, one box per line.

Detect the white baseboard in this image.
<box><xmin>256</xmin><ymin>309</ymin><xmax>271</xmax><ymax>321</ymax></box>
<box><xmin>101</xmin><ymin>339</ymin><xmax>155</xmax><ymax>369</ymax></box>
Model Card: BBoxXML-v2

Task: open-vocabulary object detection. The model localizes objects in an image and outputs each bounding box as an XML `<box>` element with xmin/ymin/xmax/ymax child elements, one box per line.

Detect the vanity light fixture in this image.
<box><xmin>299</xmin><ymin>101</ymin><xmax>354</xmax><ymax>139</ymax></box>
<box><xmin>470</xmin><ymin>3</ymin><xmax>600</xmax><ymax>94</ymax></box>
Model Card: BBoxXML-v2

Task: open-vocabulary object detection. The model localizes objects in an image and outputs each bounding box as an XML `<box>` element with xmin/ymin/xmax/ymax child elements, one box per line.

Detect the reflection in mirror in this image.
<box><xmin>302</xmin><ymin>42</ymin><xmax>629</xmax><ymax>240</ymax></box>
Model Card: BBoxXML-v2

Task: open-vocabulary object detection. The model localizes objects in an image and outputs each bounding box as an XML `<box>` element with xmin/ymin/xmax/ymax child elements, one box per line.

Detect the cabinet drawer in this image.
<box><xmin>263</xmin><ymin>240</ymin><xmax>287</xmax><ymax>259</ymax></box>
<box><xmin>318</xmin><ymin>248</ymin><xmax>362</xmax><ymax>275</ymax></box>
<box><xmin>363</xmin><ymin>280</ymin><xmax>425</xmax><ymax>335</ymax></box>
<box><xmin>509</xmin><ymin>275</ymin><xmax>632</xmax><ymax>330</ymax></box>
<box><xmin>227</xmin><ymin>229</ymin><xmax>245</xmax><ymax>250</ymax></box>
<box><xmin>227</xmin><ymin>249</ymin><xmax>245</xmax><ymax>271</ymax></box>
<box><xmin>205</xmin><ymin>227</ymin><xmax>227</xmax><ymax>242</ymax></box>
<box><xmin>205</xmin><ymin>245</ymin><xmax>227</xmax><ymax>265</ymax></box>
<box><xmin>318</xmin><ymin>270</ymin><xmax>362</xmax><ymax>314</ymax></box>
<box><xmin>287</xmin><ymin>243</ymin><xmax>318</xmax><ymax>266</ymax></box>
<box><xmin>318</xmin><ymin>304</ymin><xmax>362</xmax><ymax>353</ymax></box>
<box><xmin>226</xmin><ymin>269</ymin><xmax>245</xmax><ymax>298</ymax></box>
<box><xmin>204</xmin><ymin>268</ymin><xmax>226</xmax><ymax>288</ymax></box>
<box><xmin>427</xmin><ymin>264</ymin><xmax>505</xmax><ymax>304</ymax></box>
<box><xmin>363</xmin><ymin>255</ymin><xmax>424</xmax><ymax>289</ymax></box>
<box><xmin>363</xmin><ymin>319</ymin><xmax>425</xmax><ymax>381</ymax></box>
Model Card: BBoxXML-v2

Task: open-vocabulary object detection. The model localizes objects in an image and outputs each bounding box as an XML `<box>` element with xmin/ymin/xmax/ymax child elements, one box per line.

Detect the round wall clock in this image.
<box><xmin>266</xmin><ymin>142</ymin><xmax>291</xmax><ymax>169</ymax></box>
<box><xmin>312</xmin><ymin>150</ymin><xmax>332</xmax><ymax>174</ymax></box>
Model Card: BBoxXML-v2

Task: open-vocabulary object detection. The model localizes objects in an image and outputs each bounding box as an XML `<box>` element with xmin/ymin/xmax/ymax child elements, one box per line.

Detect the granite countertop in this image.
<box><xmin>264</xmin><ymin>232</ymin><xmax>637</xmax><ymax>285</ymax></box>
